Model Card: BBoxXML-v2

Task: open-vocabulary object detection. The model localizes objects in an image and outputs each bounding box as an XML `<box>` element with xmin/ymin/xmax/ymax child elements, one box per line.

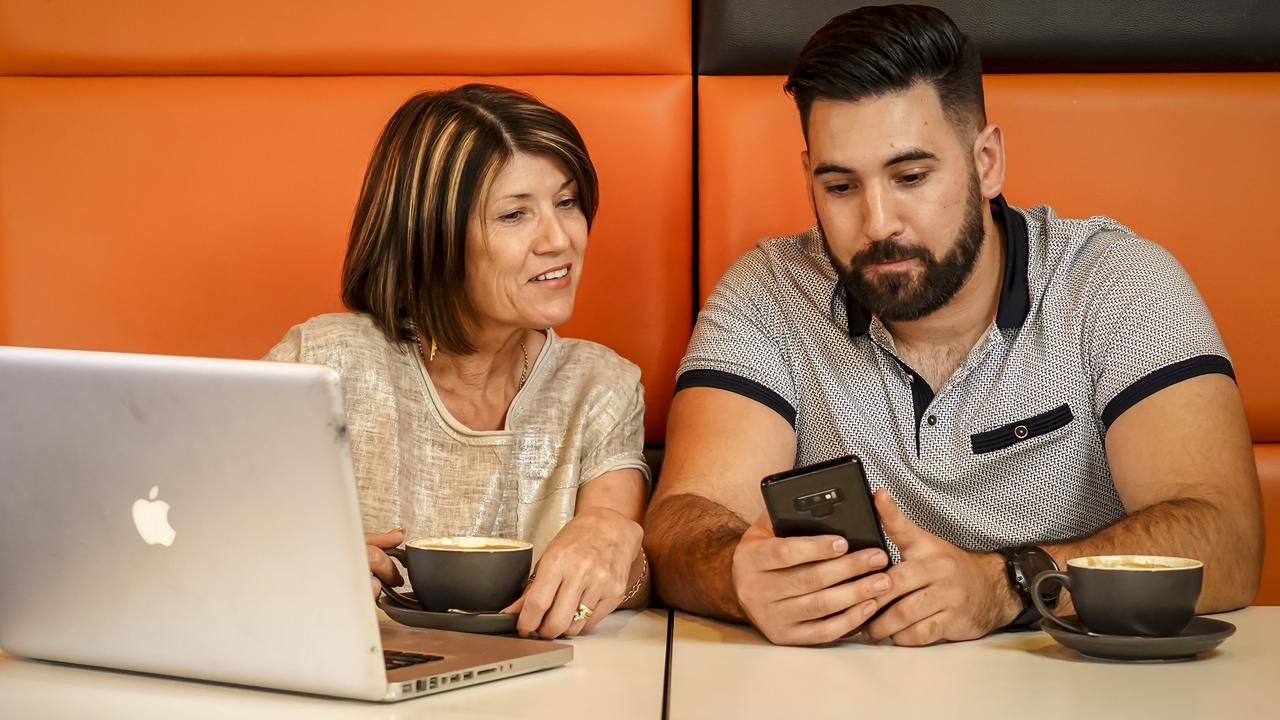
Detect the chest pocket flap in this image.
<box><xmin>970</xmin><ymin>404</ymin><xmax>1074</xmax><ymax>454</ymax></box>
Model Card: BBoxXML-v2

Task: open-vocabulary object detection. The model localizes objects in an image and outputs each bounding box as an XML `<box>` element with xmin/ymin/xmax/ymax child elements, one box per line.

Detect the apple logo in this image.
<box><xmin>132</xmin><ymin>485</ymin><xmax>176</xmax><ymax>546</ymax></box>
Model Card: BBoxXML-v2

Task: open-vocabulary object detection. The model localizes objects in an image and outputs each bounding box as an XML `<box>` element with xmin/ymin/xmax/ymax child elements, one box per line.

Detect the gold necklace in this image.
<box><xmin>415</xmin><ymin>333</ymin><xmax>529</xmax><ymax>389</ymax></box>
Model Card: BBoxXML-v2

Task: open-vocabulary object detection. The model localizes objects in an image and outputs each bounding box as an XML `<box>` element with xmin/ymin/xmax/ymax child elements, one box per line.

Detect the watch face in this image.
<box><xmin>1017</xmin><ymin>548</ymin><xmax>1059</xmax><ymax>601</ymax></box>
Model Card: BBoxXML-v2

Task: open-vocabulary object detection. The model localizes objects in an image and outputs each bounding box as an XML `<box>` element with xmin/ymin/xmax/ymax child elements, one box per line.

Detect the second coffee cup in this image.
<box><xmin>379</xmin><ymin>536</ymin><xmax>533</xmax><ymax>613</ymax></box>
<box><xmin>1031</xmin><ymin>555</ymin><xmax>1203</xmax><ymax>637</ymax></box>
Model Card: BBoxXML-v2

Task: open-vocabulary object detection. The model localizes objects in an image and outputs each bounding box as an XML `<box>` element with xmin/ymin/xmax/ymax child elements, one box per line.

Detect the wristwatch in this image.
<box><xmin>997</xmin><ymin>545</ymin><xmax>1059</xmax><ymax>630</ymax></box>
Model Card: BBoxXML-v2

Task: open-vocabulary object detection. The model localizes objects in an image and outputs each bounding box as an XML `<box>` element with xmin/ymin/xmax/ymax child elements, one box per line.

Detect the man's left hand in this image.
<box><xmin>865</xmin><ymin>489</ymin><xmax>1019</xmax><ymax>645</ymax></box>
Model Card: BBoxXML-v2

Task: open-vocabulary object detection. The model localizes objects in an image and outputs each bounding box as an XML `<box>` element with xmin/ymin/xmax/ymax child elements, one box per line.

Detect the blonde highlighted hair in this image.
<box><xmin>341</xmin><ymin>84</ymin><xmax>598</xmax><ymax>354</ymax></box>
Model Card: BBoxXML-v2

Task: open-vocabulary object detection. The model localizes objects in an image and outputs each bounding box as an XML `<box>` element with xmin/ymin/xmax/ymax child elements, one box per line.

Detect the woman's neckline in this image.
<box><xmin>411</xmin><ymin>328</ymin><xmax>556</xmax><ymax>437</ymax></box>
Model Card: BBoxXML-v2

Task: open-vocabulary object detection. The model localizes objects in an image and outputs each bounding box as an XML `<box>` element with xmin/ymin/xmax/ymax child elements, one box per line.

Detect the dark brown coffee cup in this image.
<box><xmin>1031</xmin><ymin>555</ymin><xmax>1203</xmax><ymax>637</ymax></box>
<box><xmin>378</xmin><ymin>536</ymin><xmax>533</xmax><ymax>613</ymax></box>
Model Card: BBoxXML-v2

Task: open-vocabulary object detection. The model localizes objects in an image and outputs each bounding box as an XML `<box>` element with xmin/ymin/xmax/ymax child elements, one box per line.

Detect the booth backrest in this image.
<box><xmin>2</xmin><ymin>0</ymin><xmax>1278</xmax><ymax>604</ymax></box>
<box><xmin>696</xmin><ymin>0</ymin><xmax>1280</xmax><ymax>603</ymax></box>
<box><xmin>0</xmin><ymin>1</ymin><xmax>694</xmax><ymax>444</ymax></box>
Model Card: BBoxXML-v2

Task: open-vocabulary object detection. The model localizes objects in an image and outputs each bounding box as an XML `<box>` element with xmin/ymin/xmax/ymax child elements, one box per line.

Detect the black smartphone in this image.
<box><xmin>760</xmin><ymin>454</ymin><xmax>891</xmax><ymax>562</ymax></box>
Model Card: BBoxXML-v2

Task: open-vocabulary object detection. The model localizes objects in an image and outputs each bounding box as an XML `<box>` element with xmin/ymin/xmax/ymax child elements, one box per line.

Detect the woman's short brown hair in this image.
<box><xmin>341</xmin><ymin>84</ymin><xmax>599</xmax><ymax>354</ymax></box>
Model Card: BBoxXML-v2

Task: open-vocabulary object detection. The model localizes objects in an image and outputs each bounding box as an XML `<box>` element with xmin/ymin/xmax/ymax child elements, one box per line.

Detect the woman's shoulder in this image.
<box><xmin>548</xmin><ymin>334</ymin><xmax>643</xmax><ymax>389</ymax></box>
<box><xmin>265</xmin><ymin>313</ymin><xmax>397</xmax><ymax>365</ymax></box>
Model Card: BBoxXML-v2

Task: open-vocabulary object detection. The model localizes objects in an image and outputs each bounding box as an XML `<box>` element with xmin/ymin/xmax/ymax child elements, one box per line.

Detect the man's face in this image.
<box><xmin>804</xmin><ymin>84</ymin><xmax>988</xmax><ymax>322</ymax></box>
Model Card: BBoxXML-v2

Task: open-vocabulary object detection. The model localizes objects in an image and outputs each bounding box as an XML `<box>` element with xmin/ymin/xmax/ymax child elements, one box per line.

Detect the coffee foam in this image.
<box><xmin>409</xmin><ymin>536</ymin><xmax>531</xmax><ymax>552</ymax></box>
<box><xmin>1069</xmin><ymin>555</ymin><xmax>1202</xmax><ymax>571</ymax></box>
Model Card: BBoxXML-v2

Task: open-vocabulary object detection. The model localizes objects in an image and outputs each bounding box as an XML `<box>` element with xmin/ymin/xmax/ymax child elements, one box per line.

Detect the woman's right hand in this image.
<box><xmin>365</xmin><ymin>528</ymin><xmax>405</xmax><ymax>599</ymax></box>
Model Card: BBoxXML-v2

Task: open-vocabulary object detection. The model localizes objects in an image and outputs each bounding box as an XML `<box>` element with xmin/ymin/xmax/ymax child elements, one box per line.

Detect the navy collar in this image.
<box><xmin>841</xmin><ymin>194</ymin><xmax>1031</xmax><ymax>337</ymax></box>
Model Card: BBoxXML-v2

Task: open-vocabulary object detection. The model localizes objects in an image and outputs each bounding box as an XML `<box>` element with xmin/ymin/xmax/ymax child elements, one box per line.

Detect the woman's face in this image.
<box><xmin>465</xmin><ymin>151</ymin><xmax>589</xmax><ymax>336</ymax></box>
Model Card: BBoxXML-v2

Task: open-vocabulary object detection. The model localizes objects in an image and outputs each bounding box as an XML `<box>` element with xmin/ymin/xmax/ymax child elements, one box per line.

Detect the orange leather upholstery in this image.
<box><xmin>699</xmin><ymin>73</ymin><xmax>1280</xmax><ymax>441</ymax></box>
<box><xmin>0</xmin><ymin>1</ymin><xmax>691</xmax><ymax>75</ymax></box>
<box><xmin>1256</xmin><ymin>445</ymin><xmax>1280</xmax><ymax>604</ymax></box>
<box><xmin>0</xmin><ymin>6</ymin><xmax>692</xmax><ymax>444</ymax></box>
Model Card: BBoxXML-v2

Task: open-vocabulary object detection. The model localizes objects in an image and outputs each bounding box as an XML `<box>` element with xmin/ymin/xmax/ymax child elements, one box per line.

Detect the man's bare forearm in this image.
<box><xmin>1044</xmin><ymin>496</ymin><xmax>1263</xmax><ymax>613</ymax></box>
<box><xmin>643</xmin><ymin>493</ymin><xmax>750</xmax><ymax>622</ymax></box>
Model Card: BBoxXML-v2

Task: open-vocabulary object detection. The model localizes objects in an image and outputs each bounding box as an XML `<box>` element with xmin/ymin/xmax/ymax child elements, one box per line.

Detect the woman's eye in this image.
<box><xmin>498</xmin><ymin>210</ymin><xmax>524</xmax><ymax>222</ymax></box>
<box><xmin>556</xmin><ymin>197</ymin><xmax>578</xmax><ymax>209</ymax></box>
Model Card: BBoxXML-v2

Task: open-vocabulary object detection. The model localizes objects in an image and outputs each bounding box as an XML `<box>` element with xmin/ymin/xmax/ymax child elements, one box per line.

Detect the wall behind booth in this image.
<box><xmin>695</xmin><ymin>0</ymin><xmax>1280</xmax><ymax>604</ymax></box>
<box><xmin>0</xmin><ymin>1</ymin><xmax>694</xmax><ymax>444</ymax></box>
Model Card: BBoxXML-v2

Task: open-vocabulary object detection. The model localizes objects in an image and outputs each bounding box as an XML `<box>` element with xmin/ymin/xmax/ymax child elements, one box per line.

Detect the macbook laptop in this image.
<box><xmin>0</xmin><ymin>345</ymin><xmax>571</xmax><ymax>701</ymax></box>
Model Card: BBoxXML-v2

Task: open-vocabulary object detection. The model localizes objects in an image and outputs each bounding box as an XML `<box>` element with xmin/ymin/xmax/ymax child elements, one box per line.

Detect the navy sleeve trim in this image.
<box><xmin>1101</xmin><ymin>354</ymin><xmax>1236</xmax><ymax>429</ymax></box>
<box><xmin>674</xmin><ymin>369</ymin><xmax>797</xmax><ymax>427</ymax></box>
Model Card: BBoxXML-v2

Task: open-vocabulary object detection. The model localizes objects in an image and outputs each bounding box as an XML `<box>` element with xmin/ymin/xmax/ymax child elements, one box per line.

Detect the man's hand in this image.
<box><xmin>732</xmin><ymin>513</ymin><xmax>894</xmax><ymax>645</ymax></box>
<box><xmin>865</xmin><ymin>490</ymin><xmax>1018</xmax><ymax>645</ymax></box>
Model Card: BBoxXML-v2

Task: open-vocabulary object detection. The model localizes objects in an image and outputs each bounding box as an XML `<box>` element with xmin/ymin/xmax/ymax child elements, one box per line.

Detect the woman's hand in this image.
<box><xmin>365</xmin><ymin>528</ymin><xmax>405</xmax><ymax>599</ymax></box>
<box><xmin>503</xmin><ymin>508</ymin><xmax>643</xmax><ymax>639</ymax></box>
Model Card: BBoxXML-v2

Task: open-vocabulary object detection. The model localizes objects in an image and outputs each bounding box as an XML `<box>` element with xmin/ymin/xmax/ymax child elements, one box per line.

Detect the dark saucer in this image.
<box><xmin>376</xmin><ymin>592</ymin><xmax>518</xmax><ymax>635</ymax></box>
<box><xmin>1041</xmin><ymin>615</ymin><xmax>1235</xmax><ymax>661</ymax></box>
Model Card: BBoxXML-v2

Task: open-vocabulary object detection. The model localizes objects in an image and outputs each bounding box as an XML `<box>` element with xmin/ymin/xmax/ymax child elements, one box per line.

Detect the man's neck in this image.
<box><xmin>885</xmin><ymin>212</ymin><xmax>1006</xmax><ymax>387</ymax></box>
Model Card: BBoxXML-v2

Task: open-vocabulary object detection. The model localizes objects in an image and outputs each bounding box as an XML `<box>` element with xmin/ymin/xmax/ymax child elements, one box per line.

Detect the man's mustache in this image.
<box><xmin>851</xmin><ymin>240</ymin><xmax>930</xmax><ymax>268</ymax></box>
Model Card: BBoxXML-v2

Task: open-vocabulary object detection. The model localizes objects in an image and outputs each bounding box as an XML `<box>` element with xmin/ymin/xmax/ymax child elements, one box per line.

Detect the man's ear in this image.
<box><xmin>972</xmin><ymin>123</ymin><xmax>1006</xmax><ymax>200</ymax></box>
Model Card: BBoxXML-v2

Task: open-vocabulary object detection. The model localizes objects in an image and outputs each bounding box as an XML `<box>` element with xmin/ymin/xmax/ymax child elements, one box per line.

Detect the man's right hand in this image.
<box><xmin>732</xmin><ymin>513</ymin><xmax>892</xmax><ymax>645</ymax></box>
<box><xmin>365</xmin><ymin>528</ymin><xmax>405</xmax><ymax>599</ymax></box>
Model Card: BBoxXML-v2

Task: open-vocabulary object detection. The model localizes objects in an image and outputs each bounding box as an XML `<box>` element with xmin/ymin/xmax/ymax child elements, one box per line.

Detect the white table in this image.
<box><xmin>668</xmin><ymin>607</ymin><xmax>1280</xmax><ymax>719</ymax></box>
<box><xmin>0</xmin><ymin>608</ymin><xmax>670</xmax><ymax>719</ymax></box>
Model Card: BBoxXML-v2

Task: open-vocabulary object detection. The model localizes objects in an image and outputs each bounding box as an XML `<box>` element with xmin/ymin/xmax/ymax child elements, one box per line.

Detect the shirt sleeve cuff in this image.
<box><xmin>675</xmin><ymin>369</ymin><xmax>797</xmax><ymax>427</ymax></box>
<box><xmin>1101</xmin><ymin>354</ymin><xmax>1235</xmax><ymax>429</ymax></box>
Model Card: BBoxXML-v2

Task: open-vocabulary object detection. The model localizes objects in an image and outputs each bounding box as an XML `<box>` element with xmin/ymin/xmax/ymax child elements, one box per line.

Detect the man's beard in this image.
<box><xmin>825</xmin><ymin>175</ymin><xmax>986</xmax><ymax>323</ymax></box>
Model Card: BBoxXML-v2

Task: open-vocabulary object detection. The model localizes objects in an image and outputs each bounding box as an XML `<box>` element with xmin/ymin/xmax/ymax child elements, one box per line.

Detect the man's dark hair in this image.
<box><xmin>784</xmin><ymin>4</ymin><xmax>985</xmax><ymax>140</ymax></box>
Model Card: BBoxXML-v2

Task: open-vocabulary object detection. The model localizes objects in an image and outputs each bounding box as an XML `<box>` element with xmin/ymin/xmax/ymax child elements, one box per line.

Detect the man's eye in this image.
<box><xmin>826</xmin><ymin>183</ymin><xmax>852</xmax><ymax>195</ymax></box>
<box><xmin>901</xmin><ymin>172</ymin><xmax>928</xmax><ymax>185</ymax></box>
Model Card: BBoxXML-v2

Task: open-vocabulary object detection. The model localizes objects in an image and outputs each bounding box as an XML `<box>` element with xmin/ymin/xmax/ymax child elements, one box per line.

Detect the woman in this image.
<box><xmin>265</xmin><ymin>84</ymin><xmax>650</xmax><ymax>639</ymax></box>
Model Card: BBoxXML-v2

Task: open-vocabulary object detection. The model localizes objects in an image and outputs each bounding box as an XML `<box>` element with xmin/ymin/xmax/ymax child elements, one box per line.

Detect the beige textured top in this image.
<box><xmin>264</xmin><ymin>313</ymin><xmax>649</xmax><ymax>561</ymax></box>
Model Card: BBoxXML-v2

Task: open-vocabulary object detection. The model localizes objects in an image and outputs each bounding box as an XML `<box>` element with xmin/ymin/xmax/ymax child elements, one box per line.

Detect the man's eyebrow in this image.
<box><xmin>885</xmin><ymin>149</ymin><xmax>938</xmax><ymax>166</ymax></box>
<box><xmin>813</xmin><ymin>163</ymin><xmax>855</xmax><ymax>176</ymax></box>
<box><xmin>812</xmin><ymin>150</ymin><xmax>937</xmax><ymax>177</ymax></box>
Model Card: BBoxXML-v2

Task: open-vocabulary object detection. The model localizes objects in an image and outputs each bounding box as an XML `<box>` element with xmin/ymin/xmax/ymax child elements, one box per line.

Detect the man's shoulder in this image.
<box><xmin>711</xmin><ymin>227</ymin><xmax>833</xmax><ymax>299</ymax></box>
<box><xmin>1020</xmin><ymin>204</ymin><xmax>1184</xmax><ymax>297</ymax></box>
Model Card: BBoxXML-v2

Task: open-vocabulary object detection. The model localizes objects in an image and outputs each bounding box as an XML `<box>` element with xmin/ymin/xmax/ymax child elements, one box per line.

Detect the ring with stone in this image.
<box><xmin>573</xmin><ymin>603</ymin><xmax>595</xmax><ymax>623</ymax></box>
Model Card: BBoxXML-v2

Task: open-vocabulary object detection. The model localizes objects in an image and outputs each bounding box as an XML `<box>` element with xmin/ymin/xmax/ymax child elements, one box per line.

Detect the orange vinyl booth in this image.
<box><xmin>0</xmin><ymin>1</ymin><xmax>693</xmax><ymax>445</ymax></box>
<box><xmin>696</xmin><ymin>1</ymin><xmax>1280</xmax><ymax>603</ymax></box>
<box><xmin>3</xmin><ymin>0</ymin><xmax>1280</xmax><ymax>606</ymax></box>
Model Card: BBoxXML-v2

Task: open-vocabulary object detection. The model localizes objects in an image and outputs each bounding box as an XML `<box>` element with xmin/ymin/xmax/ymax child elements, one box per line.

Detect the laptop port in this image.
<box><xmin>478</xmin><ymin>667</ymin><xmax>498</xmax><ymax>676</ymax></box>
<box><xmin>401</xmin><ymin>683</ymin><xmax>413</xmax><ymax>693</ymax></box>
<box><xmin>416</xmin><ymin>679</ymin><xmax>429</xmax><ymax>692</ymax></box>
<box><xmin>450</xmin><ymin>673</ymin><xmax>461</xmax><ymax>683</ymax></box>
<box><xmin>463</xmin><ymin>671</ymin><xmax>473</xmax><ymax>680</ymax></box>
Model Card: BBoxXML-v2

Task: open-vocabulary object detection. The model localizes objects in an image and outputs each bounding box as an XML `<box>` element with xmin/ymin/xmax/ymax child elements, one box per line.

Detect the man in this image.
<box><xmin>644</xmin><ymin>4</ymin><xmax>1262</xmax><ymax>646</ymax></box>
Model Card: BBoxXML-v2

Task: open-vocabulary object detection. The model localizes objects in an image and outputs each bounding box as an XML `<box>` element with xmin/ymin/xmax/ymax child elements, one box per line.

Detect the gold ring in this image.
<box><xmin>572</xmin><ymin>603</ymin><xmax>594</xmax><ymax>623</ymax></box>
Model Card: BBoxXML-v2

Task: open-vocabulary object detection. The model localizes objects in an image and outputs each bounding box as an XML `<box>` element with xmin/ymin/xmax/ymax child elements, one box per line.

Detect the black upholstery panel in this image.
<box><xmin>698</xmin><ymin>0</ymin><xmax>1280</xmax><ymax>74</ymax></box>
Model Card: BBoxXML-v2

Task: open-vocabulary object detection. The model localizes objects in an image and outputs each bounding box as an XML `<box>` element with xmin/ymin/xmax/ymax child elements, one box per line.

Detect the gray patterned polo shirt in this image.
<box><xmin>677</xmin><ymin>196</ymin><xmax>1233</xmax><ymax>558</ymax></box>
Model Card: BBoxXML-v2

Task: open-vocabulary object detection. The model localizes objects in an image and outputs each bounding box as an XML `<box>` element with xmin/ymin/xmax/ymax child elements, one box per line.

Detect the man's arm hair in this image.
<box><xmin>1049</xmin><ymin>374</ymin><xmax>1263</xmax><ymax>612</ymax></box>
<box><xmin>641</xmin><ymin>387</ymin><xmax>796</xmax><ymax>621</ymax></box>
<box><xmin>644</xmin><ymin>493</ymin><xmax>750</xmax><ymax>622</ymax></box>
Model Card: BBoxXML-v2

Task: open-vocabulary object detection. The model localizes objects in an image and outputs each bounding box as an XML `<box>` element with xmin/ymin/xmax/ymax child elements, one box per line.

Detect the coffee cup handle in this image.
<box><xmin>1031</xmin><ymin>570</ymin><xmax>1089</xmax><ymax>634</ymax></box>
<box><xmin>376</xmin><ymin>546</ymin><xmax>419</xmax><ymax>609</ymax></box>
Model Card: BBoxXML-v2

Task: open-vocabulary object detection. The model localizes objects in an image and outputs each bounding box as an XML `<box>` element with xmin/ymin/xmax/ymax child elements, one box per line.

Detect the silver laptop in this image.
<box><xmin>0</xmin><ymin>346</ymin><xmax>571</xmax><ymax>701</ymax></box>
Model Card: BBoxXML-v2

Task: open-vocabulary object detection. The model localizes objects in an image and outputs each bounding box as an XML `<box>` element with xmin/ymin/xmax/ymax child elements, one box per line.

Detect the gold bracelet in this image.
<box><xmin>620</xmin><ymin>548</ymin><xmax>648</xmax><ymax>604</ymax></box>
